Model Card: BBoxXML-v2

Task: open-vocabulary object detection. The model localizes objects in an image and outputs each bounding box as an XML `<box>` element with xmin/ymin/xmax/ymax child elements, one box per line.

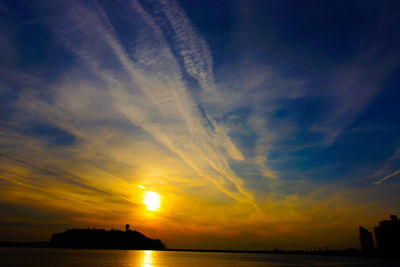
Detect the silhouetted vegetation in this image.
<box><xmin>49</xmin><ymin>226</ymin><xmax>166</xmax><ymax>250</ymax></box>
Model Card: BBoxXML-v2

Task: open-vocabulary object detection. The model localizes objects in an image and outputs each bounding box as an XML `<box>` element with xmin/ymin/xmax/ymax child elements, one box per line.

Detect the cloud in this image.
<box><xmin>375</xmin><ymin>169</ymin><xmax>400</xmax><ymax>184</ymax></box>
<box><xmin>147</xmin><ymin>0</ymin><xmax>216</xmax><ymax>92</ymax></box>
<box><xmin>311</xmin><ymin>5</ymin><xmax>400</xmax><ymax>145</ymax></box>
<box><xmin>5</xmin><ymin>0</ymin><xmax>265</xmax><ymax>210</ymax></box>
<box><xmin>372</xmin><ymin>148</ymin><xmax>400</xmax><ymax>184</ymax></box>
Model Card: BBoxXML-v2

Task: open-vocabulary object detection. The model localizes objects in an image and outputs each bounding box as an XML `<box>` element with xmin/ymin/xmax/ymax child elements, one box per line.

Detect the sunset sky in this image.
<box><xmin>1</xmin><ymin>0</ymin><xmax>400</xmax><ymax>250</ymax></box>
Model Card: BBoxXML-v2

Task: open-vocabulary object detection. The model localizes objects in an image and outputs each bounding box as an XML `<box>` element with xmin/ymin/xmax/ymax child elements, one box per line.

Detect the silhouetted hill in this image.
<box><xmin>49</xmin><ymin>228</ymin><xmax>166</xmax><ymax>250</ymax></box>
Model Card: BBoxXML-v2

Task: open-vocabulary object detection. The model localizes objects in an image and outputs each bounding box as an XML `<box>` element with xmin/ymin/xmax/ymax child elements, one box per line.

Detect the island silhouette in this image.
<box><xmin>50</xmin><ymin>224</ymin><xmax>166</xmax><ymax>250</ymax></box>
<box><xmin>1</xmin><ymin>216</ymin><xmax>400</xmax><ymax>258</ymax></box>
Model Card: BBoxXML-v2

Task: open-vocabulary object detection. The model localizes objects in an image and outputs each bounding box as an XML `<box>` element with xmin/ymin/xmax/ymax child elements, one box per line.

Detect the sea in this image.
<box><xmin>0</xmin><ymin>248</ymin><xmax>399</xmax><ymax>267</ymax></box>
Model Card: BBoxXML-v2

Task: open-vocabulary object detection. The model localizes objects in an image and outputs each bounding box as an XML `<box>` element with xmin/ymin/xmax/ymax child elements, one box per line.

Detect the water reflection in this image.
<box><xmin>142</xmin><ymin>250</ymin><xmax>154</xmax><ymax>267</ymax></box>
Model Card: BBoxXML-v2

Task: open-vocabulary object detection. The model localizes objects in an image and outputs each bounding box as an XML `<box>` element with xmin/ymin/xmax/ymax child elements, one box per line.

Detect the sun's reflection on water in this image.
<box><xmin>142</xmin><ymin>250</ymin><xmax>154</xmax><ymax>267</ymax></box>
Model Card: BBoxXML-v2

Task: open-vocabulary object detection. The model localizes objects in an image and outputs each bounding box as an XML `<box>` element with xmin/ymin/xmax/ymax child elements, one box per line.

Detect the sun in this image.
<box><xmin>143</xmin><ymin>191</ymin><xmax>161</xmax><ymax>211</ymax></box>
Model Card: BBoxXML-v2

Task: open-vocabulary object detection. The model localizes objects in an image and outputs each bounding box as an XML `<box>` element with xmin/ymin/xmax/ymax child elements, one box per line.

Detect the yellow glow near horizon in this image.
<box><xmin>143</xmin><ymin>191</ymin><xmax>161</xmax><ymax>211</ymax></box>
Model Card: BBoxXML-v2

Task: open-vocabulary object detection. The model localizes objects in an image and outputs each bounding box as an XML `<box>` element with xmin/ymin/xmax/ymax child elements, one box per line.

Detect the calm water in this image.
<box><xmin>0</xmin><ymin>248</ymin><xmax>398</xmax><ymax>267</ymax></box>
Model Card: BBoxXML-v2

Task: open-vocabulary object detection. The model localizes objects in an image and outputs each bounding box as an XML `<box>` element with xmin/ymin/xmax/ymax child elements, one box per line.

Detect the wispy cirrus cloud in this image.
<box><xmin>374</xmin><ymin>148</ymin><xmax>400</xmax><ymax>184</ymax></box>
<box><xmin>147</xmin><ymin>0</ymin><xmax>216</xmax><ymax>92</ymax></box>
<box><xmin>311</xmin><ymin>4</ymin><xmax>400</xmax><ymax>145</ymax></box>
<box><xmin>375</xmin><ymin>169</ymin><xmax>400</xmax><ymax>184</ymax></box>
<box><xmin>3</xmin><ymin>0</ymin><xmax>268</xmax><ymax>210</ymax></box>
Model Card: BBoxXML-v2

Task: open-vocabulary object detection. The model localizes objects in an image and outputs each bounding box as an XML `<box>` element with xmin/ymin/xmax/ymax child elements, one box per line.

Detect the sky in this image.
<box><xmin>0</xmin><ymin>0</ymin><xmax>400</xmax><ymax>250</ymax></box>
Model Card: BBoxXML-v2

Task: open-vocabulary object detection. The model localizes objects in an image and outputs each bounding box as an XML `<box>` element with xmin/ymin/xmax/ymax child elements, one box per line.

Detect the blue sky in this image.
<box><xmin>0</xmin><ymin>0</ymin><xmax>400</xmax><ymax>249</ymax></box>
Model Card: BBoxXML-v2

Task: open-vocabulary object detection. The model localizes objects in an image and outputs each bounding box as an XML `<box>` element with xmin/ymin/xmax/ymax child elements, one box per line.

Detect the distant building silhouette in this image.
<box><xmin>359</xmin><ymin>226</ymin><xmax>375</xmax><ymax>252</ymax></box>
<box><xmin>126</xmin><ymin>224</ymin><xmax>130</xmax><ymax>231</ymax></box>
<box><xmin>374</xmin><ymin>215</ymin><xmax>400</xmax><ymax>255</ymax></box>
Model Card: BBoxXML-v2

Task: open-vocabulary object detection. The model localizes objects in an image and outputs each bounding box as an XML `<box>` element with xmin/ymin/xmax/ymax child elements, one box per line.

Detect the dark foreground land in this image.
<box><xmin>0</xmin><ymin>228</ymin><xmax>165</xmax><ymax>250</ymax></box>
<box><xmin>50</xmin><ymin>228</ymin><xmax>166</xmax><ymax>250</ymax></box>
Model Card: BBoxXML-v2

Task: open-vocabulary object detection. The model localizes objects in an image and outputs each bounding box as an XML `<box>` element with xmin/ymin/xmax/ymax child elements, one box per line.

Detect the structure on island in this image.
<box><xmin>50</xmin><ymin>224</ymin><xmax>166</xmax><ymax>250</ymax></box>
<box><xmin>359</xmin><ymin>214</ymin><xmax>400</xmax><ymax>256</ymax></box>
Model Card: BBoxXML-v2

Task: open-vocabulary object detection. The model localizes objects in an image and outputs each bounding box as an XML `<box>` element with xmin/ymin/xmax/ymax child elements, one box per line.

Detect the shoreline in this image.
<box><xmin>0</xmin><ymin>242</ymin><xmax>383</xmax><ymax>258</ymax></box>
